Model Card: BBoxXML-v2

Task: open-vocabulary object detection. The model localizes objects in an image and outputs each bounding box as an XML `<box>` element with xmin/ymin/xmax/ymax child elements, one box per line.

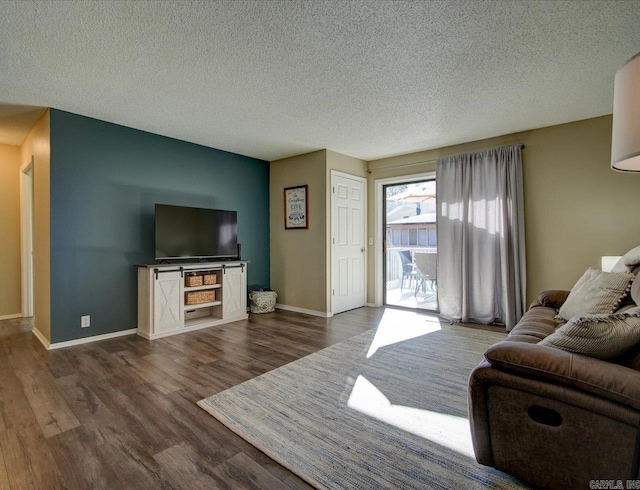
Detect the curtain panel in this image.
<box><xmin>436</xmin><ymin>145</ymin><xmax>526</xmax><ymax>330</ymax></box>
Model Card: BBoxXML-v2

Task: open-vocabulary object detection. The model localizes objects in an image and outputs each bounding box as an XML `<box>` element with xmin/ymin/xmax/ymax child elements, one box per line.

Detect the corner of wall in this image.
<box><xmin>270</xmin><ymin>150</ymin><xmax>329</xmax><ymax>313</ymax></box>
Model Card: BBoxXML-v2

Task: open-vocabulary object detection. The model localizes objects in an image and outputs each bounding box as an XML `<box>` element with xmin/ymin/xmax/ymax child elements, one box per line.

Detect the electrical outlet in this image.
<box><xmin>368</xmin><ymin>237</ymin><xmax>373</xmax><ymax>245</ymax></box>
<box><xmin>81</xmin><ymin>315</ymin><xmax>90</xmax><ymax>328</ymax></box>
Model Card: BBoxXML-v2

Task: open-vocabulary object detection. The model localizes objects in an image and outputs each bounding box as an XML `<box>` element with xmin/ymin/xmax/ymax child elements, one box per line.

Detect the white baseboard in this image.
<box><xmin>34</xmin><ymin>328</ymin><xmax>137</xmax><ymax>350</ymax></box>
<box><xmin>366</xmin><ymin>303</ymin><xmax>378</xmax><ymax>308</ymax></box>
<box><xmin>136</xmin><ymin>314</ymin><xmax>249</xmax><ymax>340</ymax></box>
<box><xmin>0</xmin><ymin>313</ymin><xmax>22</xmax><ymax>321</ymax></box>
<box><xmin>275</xmin><ymin>303</ymin><xmax>333</xmax><ymax>318</ymax></box>
<box><xmin>32</xmin><ymin>327</ymin><xmax>50</xmax><ymax>349</ymax></box>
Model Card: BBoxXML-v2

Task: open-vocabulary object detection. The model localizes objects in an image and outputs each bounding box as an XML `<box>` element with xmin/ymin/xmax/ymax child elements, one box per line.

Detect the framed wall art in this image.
<box><xmin>284</xmin><ymin>185</ymin><xmax>308</xmax><ymax>229</ymax></box>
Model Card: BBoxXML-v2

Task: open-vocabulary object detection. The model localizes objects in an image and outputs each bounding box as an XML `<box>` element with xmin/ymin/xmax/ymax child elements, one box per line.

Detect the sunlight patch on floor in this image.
<box><xmin>366</xmin><ymin>308</ymin><xmax>442</xmax><ymax>358</ymax></box>
<box><xmin>347</xmin><ymin>375</ymin><xmax>474</xmax><ymax>458</ymax></box>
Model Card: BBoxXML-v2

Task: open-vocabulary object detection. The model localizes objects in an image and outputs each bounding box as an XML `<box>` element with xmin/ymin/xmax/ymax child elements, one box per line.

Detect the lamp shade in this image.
<box><xmin>611</xmin><ymin>51</ymin><xmax>640</xmax><ymax>172</ymax></box>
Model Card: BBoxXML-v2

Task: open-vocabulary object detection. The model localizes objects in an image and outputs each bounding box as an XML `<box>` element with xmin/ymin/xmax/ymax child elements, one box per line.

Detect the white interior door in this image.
<box><xmin>331</xmin><ymin>172</ymin><xmax>366</xmax><ymax>314</ymax></box>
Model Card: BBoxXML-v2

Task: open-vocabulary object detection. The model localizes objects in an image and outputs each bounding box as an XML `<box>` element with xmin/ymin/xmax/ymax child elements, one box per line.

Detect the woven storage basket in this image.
<box><xmin>185</xmin><ymin>290</ymin><xmax>215</xmax><ymax>305</ymax></box>
<box><xmin>203</xmin><ymin>273</ymin><xmax>217</xmax><ymax>285</ymax></box>
<box><xmin>249</xmin><ymin>291</ymin><xmax>277</xmax><ymax>314</ymax></box>
<box><xmin>185</xmin><ymin>275</ymin><xmax>203</xmax><ymax>287</ymax></box>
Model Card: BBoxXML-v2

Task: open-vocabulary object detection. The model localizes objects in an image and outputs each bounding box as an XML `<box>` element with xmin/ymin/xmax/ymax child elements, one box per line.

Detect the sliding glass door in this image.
<box><xmin>383</xmin><ymin>179</ymin><xmax>437</xmax><ymax>311</ymax></box>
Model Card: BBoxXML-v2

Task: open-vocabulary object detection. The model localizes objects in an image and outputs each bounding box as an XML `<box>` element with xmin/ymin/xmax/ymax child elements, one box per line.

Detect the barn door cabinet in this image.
<box><xmin>137</xmin><ymin>261</ymin><xmax>248</xmax><ymax>339</ymax></box>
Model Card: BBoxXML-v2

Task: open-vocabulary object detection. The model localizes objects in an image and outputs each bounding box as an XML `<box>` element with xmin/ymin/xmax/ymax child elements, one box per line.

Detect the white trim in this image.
<box><xmin>20</xmin><ymin>156</ymin><xmax>34</xmax><ymax>318</ymax></box>
<box><xmin>365</xmin><ymin>302</ymin><xmax>377</xmax><ymax>308</ymax></box>
<box><xmin>0</xmin><ymin>313</ymin><xmax>23</xmax><ymax>321</ymax></box>
<box><xmin>330</xmin><ymin>170</ymin><xmax>367</xmax><ymax>315</ymax></box>
<box><xmin>136</xmin><ymin>314</ymin><xmax>248</xmax><ymax>340</ymax></box>
<box><xmin>330</xmin><ymin>169</ymin><xmax>368</xmax><ymax>181</ymax></box>
<box><xmin>275</xmin><ymin>303</ymin><xmax>333</xmax><ymax>318</ymax></box>
<box><xmin>39</xmin><ymin>329</ymin><xmax>137</xmax><ymax>350</ymax></box>
<box><xmin>32</xmin><ymin>327</ymin><xmax>50</xmax><ymax>349</ymax></box>
<box><xmin>374</xmin><ymin>171</ymin><xmax>436</xmax><ymax>307</ymax></box>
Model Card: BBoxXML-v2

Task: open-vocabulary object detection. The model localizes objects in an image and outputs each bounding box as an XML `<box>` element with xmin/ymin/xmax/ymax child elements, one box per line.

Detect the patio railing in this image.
<box><xmin>385</xmin><ymin>247</ymin><xmax>437</xmax><ymax>287</ymax></box>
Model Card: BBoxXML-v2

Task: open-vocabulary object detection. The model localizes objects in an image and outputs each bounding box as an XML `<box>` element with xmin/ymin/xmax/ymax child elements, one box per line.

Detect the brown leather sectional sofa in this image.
<box><xmin>468</xmin><ymin>290</ymin><xmax>640</xmax><ymax>489</ymax></box>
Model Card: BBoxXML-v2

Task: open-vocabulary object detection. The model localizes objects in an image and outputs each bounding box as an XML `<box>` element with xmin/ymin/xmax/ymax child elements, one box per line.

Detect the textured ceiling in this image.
<box><xmin>0</xmin><ymin>1</ymin><xmax>639</xmax><ymax>161</ymax></box>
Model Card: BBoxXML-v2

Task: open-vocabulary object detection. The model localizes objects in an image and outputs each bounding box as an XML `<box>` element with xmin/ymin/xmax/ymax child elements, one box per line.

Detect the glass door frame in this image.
<box><xmin>373</xmin><ymin>171</ymin><xmax>436</xmax><ymax>308</ymax></box>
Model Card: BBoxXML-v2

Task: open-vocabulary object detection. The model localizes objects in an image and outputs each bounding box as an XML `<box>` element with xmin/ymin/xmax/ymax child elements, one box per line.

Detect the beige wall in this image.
<box><xmin>270</xmin><ymin>150</ymin><xmax>328</xmax><ymax>314</ymax></box>
<box><xmin>366</xmin><ymin>115</ymin><xmax>640</xmax><ymax>306</ymax></box>
<box><xmin>270</xmin><ymin>149</ymin><xmax>368</xmax><ymax>314</ymax></box>
<box><xmin>520</xmin><ymin>115</ymin><xmax>639</xmax><ymax>299</ymax></box>
<box><xmin>20</xmin><ymin>110</ymin><xmax>51</xmax><ymax>341</ymax></box>
<box><xmin>326</xmin><ymin>150</ymin><xmax>368</xmax><ymax>179</ymax></box>
<box><xmin>0</xmin><ymin>144</ymin><xmax>22</xmax><ymax>317</ymax></box>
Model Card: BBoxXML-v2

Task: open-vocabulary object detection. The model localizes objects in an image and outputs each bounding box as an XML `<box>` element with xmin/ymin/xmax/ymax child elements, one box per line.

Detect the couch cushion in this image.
<box><xmin>483</xmin><ymin>341</ymin><xmax>640</xmax><ymax>410</ymax></box>
<box><xmin>557</xmin><ymin>268</ymin><xmax>634</xmax><ymax>321</ymax></box>
<box><xmin>536</xmin><ymin>290</ymin><xmax>570</xmax><ymax>309</ymax></box>
<box><xmin>539</xmin><ymin>311</ymin><xmax>640</xmax><ymax>360</ymax></box>
<box><xmin>506</xmin><ymin>306</ymin><xmax>562</xmax><ymax>343</ymax></box>
<box><xmin>619</xmin><ymin>345</ymin><xmax>640</xmax><ymax>371</ymax></box>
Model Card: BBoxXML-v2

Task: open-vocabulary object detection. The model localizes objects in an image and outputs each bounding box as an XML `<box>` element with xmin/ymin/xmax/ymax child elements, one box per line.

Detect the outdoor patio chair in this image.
<box><xmin>414</xmin><ymin>252</ymin><xmax>437</xmax><ymax>296</ymax></box>
<box><xmin>398</xmin><ymin>250</ymin><xmax>414</xmax><ymax>290</ymax></box>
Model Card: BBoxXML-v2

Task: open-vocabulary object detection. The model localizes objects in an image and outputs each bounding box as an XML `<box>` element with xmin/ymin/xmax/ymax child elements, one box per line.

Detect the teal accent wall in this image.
<box><xmin>50</xmin><ymin>109</ymin><xmax>269</xmax><ymax>343</ymax></box>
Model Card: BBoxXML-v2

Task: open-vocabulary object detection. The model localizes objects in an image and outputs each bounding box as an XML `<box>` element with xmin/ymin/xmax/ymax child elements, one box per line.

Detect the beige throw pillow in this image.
<box><xmin>612</xmin><ymin>245</ymin><xmax>640</xmax><ymax>272</ymax></box>
<box><xmin>557</xmin><ymin>268</ymin><xmax>634</xmax><ymax>321</ymax></box>
<box><xmin>623</xmin><ymin>246</ymin><xmax>640</xmax><ymax>268</ymax></box>
<box><xmin>539</xmin><ymin>312</ymin><xmax>640</xmax><ymax>360</ymax></box>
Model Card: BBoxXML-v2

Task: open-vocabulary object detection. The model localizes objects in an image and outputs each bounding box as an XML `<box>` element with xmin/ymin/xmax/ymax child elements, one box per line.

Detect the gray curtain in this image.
<box><xmin>436</xmin><ymin>145</ymin><xmax>526</xmax><ymax>330</ymax></box>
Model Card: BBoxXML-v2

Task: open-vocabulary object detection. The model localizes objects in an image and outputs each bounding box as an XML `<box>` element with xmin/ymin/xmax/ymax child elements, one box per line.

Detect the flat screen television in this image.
<box><xmin>155</xmin><ymin>204</ymin><xmax>238</xmax><ymax>260</ymax></box>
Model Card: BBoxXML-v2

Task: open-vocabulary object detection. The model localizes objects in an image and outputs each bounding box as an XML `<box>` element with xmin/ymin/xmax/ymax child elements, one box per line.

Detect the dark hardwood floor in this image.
<box><xmin>0</xmin><ymin>307</ymin><xmax>388</xmax><ymax>489</ymax></box>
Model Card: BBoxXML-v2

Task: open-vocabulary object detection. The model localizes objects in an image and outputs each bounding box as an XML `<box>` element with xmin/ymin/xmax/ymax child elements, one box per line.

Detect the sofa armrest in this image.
<box><xmin>529</xmin><ymin>289</ymin><xmax>570</xmax><ymax>310</ymax></box>
<box><xmin>484</xmin><ymin>341</ymin><xmax>640</xmax><ymax>410</ymax></box>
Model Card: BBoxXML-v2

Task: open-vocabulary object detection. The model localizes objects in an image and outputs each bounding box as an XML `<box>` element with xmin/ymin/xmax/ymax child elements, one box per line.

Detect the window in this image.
<box><xmin>428</xmin><ymin>228</ymin><xmax>437</xmax><ymax>247</ymax></box>
<box><xmin>392</xmin><ymin>229</ymin><xmax>400</xmax><ymax>245</ymax></box>
<box><xmin>418</xmin><ymin>229</ymin><xmax>427</xmax><ymax>246</ymax></box>
<box><xmin>401</xmin><ymin>229</ymin><xmax>409</xmax><ymax>246</ymax></box>
<box><xmin>409</xmin><ymin>229</ymin><xmax>417</xmax><ymax>246</ymax></box>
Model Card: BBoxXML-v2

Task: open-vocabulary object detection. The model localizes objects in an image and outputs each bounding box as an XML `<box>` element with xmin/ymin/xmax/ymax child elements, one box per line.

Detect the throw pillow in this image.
<box><xmin>632</xmin><ymin>272</ymin><xmax>640</xmax><ymax>306</ymax></box>
<box><xmin>624</xmin><ymin>246</ymin><xmax>640</xmax><ymax>268</ymax></box>
<box><xmin>612</xmin><ymin>245</ymin><xmax>640</xmax><ymax>272</ymax></box>
<box><xmin>539</xmin><ymin>312</ymin><xmax>640</xmax><ymax>360</ymax></box>
<box><xmin>557</xmin><ymin>268</ymin><xmax>634</xmax><ymax>321</ymax></box>
<box><xmin>612</xmin><ymin>257</ymin><xmax>628</xmax><ymax>273</ymax></box>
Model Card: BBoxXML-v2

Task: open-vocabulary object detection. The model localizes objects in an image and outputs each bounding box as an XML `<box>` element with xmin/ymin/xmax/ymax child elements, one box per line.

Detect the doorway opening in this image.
<box><xmin>383</xmin><ymin>178</ymin><xmax>437</xmax><ymax>311</ymax></box>
<box><xmin>20</xmin><ymin>156</ymin><xmax>34</xmax><ymax>318</ymax></box>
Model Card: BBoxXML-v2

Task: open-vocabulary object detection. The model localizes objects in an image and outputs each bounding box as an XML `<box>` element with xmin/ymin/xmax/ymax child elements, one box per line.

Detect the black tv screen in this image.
<box><xmin>155</xmin><ymin>204</ymin><xmax>238</xmax><ymax>260</ymax></box>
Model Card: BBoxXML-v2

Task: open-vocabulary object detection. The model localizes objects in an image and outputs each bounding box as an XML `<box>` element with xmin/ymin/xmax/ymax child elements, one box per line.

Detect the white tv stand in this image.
<box><xmin>136</xmin><ymin>261</ymin><xmax>248</xmax><ymax>340</ymax></box>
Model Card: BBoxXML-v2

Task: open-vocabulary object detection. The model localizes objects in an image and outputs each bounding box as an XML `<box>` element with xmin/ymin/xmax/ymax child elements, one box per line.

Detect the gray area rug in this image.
<box><xmin>198</xmin><ymin>312</ymin><xmax>527</xmax><ymax>489</ymax></box>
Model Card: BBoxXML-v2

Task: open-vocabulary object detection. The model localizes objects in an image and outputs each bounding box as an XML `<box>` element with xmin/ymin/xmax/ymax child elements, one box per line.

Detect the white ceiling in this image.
<box><xmin>1</xmin><ymin>1</ymin><xmax>639</xmax><ymax>161</ymax></box>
